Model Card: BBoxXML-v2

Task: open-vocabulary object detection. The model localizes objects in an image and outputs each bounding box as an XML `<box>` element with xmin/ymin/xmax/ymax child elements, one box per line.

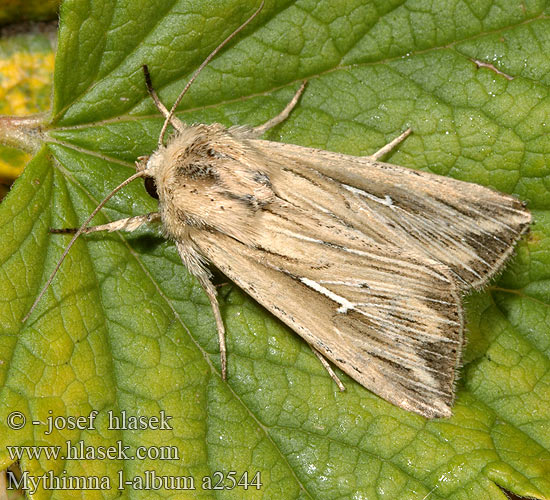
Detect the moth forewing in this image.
<box><xmin>258</xmin><ymin>140</ymin><xmax>532</xmax><ymax>289</ymax></box>
<box><xmin>191</xmin><ymin>227</ymin><xmax>464</xmax><ymax>419</ymax></box>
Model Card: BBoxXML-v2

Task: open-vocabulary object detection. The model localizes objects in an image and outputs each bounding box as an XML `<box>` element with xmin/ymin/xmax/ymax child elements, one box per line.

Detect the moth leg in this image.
<box><xmin>252</xmin><ymin>81</ymin><xmax>307</xmax><ymax>136</ymax></box>
<box><xmin>368</xmin><ymin>128</ymin><xmax>412</xmax><ymax>161</ymax></box>
<box><xmin>175</xmin><ymin>241</ymin><xmax>228</xmax><ymax>380</ymax></box>
<box><xmin>202</xmin><ymin>279</ymin><xmax>227</xmax><ymax>380</ymax></box>
<box><xmin>50</xmin><ymin>212</ymin><xmax>161</xmax><ymax>234</ymax></box>
<box><xmin>311</xmin><ymin>347</ymin><xmax>346</xmax><ymax>391</ymax></box>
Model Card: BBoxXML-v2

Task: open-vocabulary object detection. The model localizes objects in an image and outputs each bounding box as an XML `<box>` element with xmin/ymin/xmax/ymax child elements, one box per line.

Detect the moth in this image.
<box><xmin>24</xmin><ymin>5</ymin><xmax>531</xmax><ymax>419</ymax></box>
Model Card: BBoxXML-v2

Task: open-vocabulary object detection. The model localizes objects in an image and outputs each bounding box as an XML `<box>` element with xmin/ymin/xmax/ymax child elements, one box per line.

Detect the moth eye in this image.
<box><xmin>144</xmin><ymin>177</ymin><xmax>159</xmax><ymax>200</ymax></box>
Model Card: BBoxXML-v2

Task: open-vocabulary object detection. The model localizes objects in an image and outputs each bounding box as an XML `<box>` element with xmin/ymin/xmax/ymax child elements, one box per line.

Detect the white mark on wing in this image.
<box><xmin>281</xmin><ymin>231</ymin><xmax>326</xmax><ymax>245</ymax></box>
<box><xmin>300</xmin><ymin>278</ymin><xmax>355</xmax><ymax>313</ymax></box>
<box><xmin>301</xmin><ymin>278</ymin><xmax>459</xmax><ymax>345</ymax></box>
<box><xmin>344</xmin><ymin>184</ymin><xmax>393</xmax><ymax>207</ymax></box>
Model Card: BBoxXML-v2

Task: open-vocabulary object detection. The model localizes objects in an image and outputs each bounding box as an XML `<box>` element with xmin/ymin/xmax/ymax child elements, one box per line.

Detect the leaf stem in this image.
<box><xmin>0</xmin><ymin>114</ymin><xmax>47</xmax><ymax>154</ymax></box>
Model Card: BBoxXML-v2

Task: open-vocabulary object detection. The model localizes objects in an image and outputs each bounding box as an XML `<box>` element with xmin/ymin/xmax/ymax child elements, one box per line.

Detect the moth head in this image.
<box><xmin>143</xmin><ymin>148</ymin><xmax>164</xmax><ymax>175</ymax></box>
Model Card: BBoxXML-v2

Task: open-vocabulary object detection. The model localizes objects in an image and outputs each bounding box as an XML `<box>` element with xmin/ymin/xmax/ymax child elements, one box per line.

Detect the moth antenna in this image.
<box><xmin>22</xmin><ymin>170</ymin><xmax>147</xmax><ymax>323</ymax></box>
<box><xmin>142</xmin><ymin>65</ymin><xmax>185</xmax><ymax>143</ymax></box>
<box><xmin>158</xmin><ymin>1</ymin><xmax>264</xmax><ymax>145</ymax></box>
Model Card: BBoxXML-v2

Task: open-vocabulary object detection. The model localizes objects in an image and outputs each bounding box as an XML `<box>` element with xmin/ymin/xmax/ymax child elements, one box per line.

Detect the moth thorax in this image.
<box><xmin>172</xmin><ymin>148</ymin><xmax>221</xmax><ymax>181</ymax></box>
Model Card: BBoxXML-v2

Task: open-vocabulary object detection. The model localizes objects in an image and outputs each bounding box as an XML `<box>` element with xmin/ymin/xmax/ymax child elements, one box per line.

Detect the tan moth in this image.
<box><xmin>24</xmin><ymin>4</ymin><xmax>531</xmax><ymax>419</ymax></box>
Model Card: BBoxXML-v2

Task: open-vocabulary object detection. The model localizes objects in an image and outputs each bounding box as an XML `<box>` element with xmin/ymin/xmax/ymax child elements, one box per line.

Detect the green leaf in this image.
<box><xmin>1</xmin><ymin>0</ymin><xmax>550</xmax><ymax>498</ymax></box>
